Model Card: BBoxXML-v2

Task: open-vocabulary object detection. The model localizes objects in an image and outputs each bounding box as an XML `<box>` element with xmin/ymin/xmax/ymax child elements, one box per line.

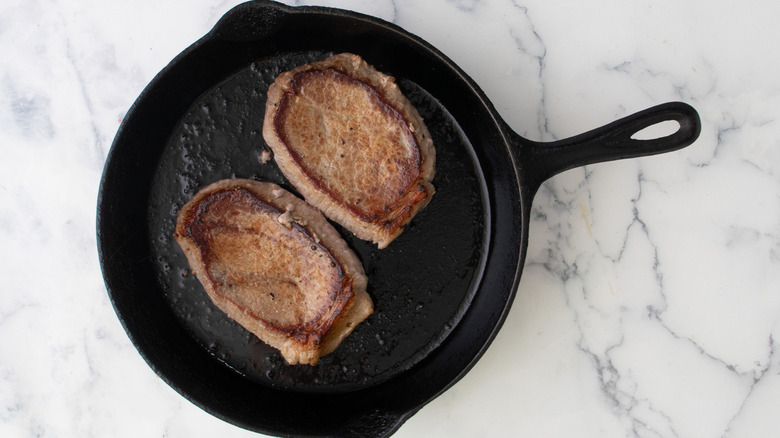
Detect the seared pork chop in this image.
<box><xmin>263</xmin><ymin>53</ymin><xmax>435</xmax><ymax>249</ymax></box>
<box><xmin>174</xmin><ymin>179</ymin><xmax>373</xmax><ymax>365</ymax></box>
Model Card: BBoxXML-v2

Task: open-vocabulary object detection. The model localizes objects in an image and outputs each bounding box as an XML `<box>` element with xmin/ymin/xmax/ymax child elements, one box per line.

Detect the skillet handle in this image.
<box><xmin>520</xmin><ymin>101</ymin><xmax>701</xmax><ymax>193</ymax></box>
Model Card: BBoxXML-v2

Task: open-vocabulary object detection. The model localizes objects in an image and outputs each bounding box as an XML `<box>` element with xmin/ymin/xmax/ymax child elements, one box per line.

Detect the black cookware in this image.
<box><xmin>97</xmin><ymin>1</ymin><xmax>700</xmax><ymax>436</ymax></box>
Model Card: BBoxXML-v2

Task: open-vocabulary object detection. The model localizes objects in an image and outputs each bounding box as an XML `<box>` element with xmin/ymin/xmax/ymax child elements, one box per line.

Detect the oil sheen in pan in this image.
<box><xmin>147</xmin><ymin>52</ymin><xmax>490</xmax><ymax>393</ymax></box>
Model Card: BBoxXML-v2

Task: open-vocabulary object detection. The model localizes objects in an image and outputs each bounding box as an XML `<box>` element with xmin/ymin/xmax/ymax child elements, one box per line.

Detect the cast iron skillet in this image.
<box><xmin>97</xmin><ymin>1</ymin><xmax>701</xmax><ymax>437</ymax></box>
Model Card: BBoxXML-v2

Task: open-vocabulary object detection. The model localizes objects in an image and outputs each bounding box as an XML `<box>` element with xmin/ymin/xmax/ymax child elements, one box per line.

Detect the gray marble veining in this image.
<box><xmin>1</xmin><ymin>0</ymin><xmax>778</xmax><ymax>437</ymax></box>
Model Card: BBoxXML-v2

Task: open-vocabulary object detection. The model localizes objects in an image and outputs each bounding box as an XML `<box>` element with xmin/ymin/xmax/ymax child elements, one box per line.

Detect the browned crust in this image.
<box><xmin>263</xmin><ymin>53</ymin><xmax>435</xmax><ymax>248</ymax></box>
<box><xmin>174</xmin><ymin>179</ymin><xmax>372</xmax><ymax>365</ymax></box>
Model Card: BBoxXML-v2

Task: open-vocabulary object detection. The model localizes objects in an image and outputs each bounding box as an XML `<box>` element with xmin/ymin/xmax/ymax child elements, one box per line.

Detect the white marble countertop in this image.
<box><xmin>2</xmin><ymin>0</ymin><xmax>779</xmax><ymax>436</ymax></box>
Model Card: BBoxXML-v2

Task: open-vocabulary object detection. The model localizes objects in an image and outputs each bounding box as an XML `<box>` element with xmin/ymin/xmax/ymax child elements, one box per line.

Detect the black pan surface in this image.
<box><xmin>147</xmin><ymin>50</ymin><xmax>490</xmax><ymax>392</ymax></box>
<box><xmin>97</xmin><ymin>1</ymin><xmax>700</xmax><ymax>436</ymax></box>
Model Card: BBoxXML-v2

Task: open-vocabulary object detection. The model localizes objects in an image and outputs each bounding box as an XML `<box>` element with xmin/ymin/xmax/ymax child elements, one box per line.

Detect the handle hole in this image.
<box><xmin>631</xmin><ymin>120</ymin><xmax>680</xmax><ymax>140</ymax></box>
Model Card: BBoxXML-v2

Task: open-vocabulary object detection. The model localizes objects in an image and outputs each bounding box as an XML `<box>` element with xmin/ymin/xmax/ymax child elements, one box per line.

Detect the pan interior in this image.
<box><xmin>147</xmin><ymin>51</ymin><xmax>489</xmax><ymax>392</ymax></box>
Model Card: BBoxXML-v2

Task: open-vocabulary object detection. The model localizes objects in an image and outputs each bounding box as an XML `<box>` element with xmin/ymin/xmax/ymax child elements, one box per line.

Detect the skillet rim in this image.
<box><xmin>96</xmin><ymin>1</ymin><xmax>529</xmax><ymax>436</ymax></box>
